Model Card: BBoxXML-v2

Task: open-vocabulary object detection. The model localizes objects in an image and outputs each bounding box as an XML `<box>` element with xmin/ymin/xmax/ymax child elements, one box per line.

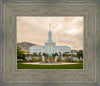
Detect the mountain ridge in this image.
<box><xmin>18</xmin><ymin>42</ymin><xmax>37</xmax><ymax>52</ymax></box>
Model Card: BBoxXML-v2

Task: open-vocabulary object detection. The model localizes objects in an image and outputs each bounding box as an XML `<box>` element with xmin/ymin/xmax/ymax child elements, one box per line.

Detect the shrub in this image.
<box><xmin>67</xmin><ymin>57</ymin><xmax>73</xmax><ymax>62</ymax></box>
<box><xmin>73</xmin><ymin>60</ymin><xmax>83</xmax><ymax>63</ymax></box>
<box><xmin>32</xmin><ymin>58</ymin><xmax>37</xmax><ymax>62</ymax></box>
<box><xmin>54</xmin><ymin>60</ymin><xmax>56</xmax><ymax>63</ymax></box>
<box><xmin>38</xmin><ymin>57</ymin><xmax>42</xmax><ymax>62</ymax></box>
<box><xmin>51</xmin><ymin>57</ymin><xmax>55</xmax><ymax>60</ymax></box>
<box><xmin>57</xmin><ymin>57</ymin><xmax>62</xmax><ymax>62</ymax></box>
<box><xmin>64</xmin><ymin>57</ymin><xmax>68</xmax><ymax>62</ymax></box>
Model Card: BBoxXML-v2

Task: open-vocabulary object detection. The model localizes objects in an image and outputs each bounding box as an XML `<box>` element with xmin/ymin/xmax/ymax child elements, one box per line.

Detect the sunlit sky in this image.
<box><xmin>17</xmin><ymin>17</ymin><xmax>83</xmax><ymax>50</ymax></box>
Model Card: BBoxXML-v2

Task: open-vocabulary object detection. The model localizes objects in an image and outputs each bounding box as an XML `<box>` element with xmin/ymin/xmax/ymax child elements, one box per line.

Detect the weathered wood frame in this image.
<box><xmin>0</xmin><ymin>0</ymin><xmax>100</xmax><ymax>86</ymax></box>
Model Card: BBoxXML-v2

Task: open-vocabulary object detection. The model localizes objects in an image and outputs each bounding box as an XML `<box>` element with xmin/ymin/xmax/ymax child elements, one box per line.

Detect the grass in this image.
<box><xmin>17</xmin><ymin>63</ymin><xmax>83</xmax><ymax>69</ymax></box>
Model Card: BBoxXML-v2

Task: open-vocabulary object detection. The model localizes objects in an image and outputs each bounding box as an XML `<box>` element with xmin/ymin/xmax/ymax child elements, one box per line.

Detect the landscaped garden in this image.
<box><xmin>17</xmin><ymin>44</ymin><xmax>83</xmax><ymax>69</ymax></box>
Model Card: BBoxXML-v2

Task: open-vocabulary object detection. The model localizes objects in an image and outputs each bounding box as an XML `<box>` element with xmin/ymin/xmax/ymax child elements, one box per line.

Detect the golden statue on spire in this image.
<box><xmin>49</xmin><ymin>23</ymin><xmax>52</xmax><ymax>31</ymax></box>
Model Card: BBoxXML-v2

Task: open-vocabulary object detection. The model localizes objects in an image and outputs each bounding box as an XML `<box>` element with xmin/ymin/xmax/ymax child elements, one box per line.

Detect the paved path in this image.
<box><xmin>22</xmin><ymin>62</ymin><xmax>79</xmax><ymax>65</ymax></box>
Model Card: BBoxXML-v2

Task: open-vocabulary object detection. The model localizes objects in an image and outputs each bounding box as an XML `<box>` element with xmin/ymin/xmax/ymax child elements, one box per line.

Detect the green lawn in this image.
<box><xmin>17</xmin><ymin>63</ymin><xmax>83</xmax><ymax>69</ymax></box>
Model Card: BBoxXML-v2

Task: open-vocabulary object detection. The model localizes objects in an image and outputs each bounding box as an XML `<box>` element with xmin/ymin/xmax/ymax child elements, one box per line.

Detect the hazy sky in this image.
<box><xmin>17</xmin><ymin>17</ymin><xmax>83</xmax><ymax>50</ymax></box>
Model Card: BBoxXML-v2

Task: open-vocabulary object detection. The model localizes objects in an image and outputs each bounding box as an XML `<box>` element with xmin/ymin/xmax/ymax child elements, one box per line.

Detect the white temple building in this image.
<box><xmin>29</xmin><ymin>25</ymin><xmax>71</xmax><ymax>57</ymax></box>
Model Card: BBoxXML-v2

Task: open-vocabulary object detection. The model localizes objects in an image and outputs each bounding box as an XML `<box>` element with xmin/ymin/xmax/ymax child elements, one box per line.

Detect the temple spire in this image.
<box><xmin>49</xmin><ymin>23</ymin><xmax>51</xmax><ymax>32</ymax></box>
<box><xmin>48</xmin><ymin>24</ymin><xmax>52</xmax><ymax>42</ymax></box>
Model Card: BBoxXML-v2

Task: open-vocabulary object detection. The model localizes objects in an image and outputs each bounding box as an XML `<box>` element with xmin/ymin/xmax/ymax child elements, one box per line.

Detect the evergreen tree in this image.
<box><xmin>17</xmin><ymin>43</ymin><xmax>25</xmax><ymax>59</ymax></box>
<box><xmin>77</xmin><ymin>50</ymin><xmax>83</xmax><ymax>60</ymax></box>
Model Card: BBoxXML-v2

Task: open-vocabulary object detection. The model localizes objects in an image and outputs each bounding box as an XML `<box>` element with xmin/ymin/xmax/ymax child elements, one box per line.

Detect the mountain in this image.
<box><xmin>18</xmin><ymin>42</ymin><xmax>37</xmax><ymax>52</ymax></box>
<box><xmin>71</xmin><ymin>50</ymin><xmax>78</xmax><ymax>53</ymax></box>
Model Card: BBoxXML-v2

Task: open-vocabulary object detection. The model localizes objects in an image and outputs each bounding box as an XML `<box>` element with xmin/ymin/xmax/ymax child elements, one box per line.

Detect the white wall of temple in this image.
<box><xmin>29</xmin><ymin>49</ymin><xmax>44</xmax><ymax>54</ymax></box>
<box><xmin>29</xmin><ymin>45</ymin><xmax>44</xmax><ymax>54</ymax></box>
<box><xmin>29</xmin><ymin>45</ymin><xmax>71</xmax><ymax>55</ymax></box>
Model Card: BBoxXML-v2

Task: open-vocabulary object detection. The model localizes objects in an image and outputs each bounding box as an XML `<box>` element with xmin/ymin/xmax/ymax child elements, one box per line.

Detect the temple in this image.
<box><xmin>29</xmin><ymin>24</ymin><xmax>71</xmax><ymax>57</ymax></box>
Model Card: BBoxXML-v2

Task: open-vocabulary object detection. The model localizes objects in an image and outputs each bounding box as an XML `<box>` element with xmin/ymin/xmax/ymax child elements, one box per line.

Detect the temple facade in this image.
<box><xmin>29</xmin><ymin>26</ymin><xmax>71</xmax><ymax>57</ymax></box>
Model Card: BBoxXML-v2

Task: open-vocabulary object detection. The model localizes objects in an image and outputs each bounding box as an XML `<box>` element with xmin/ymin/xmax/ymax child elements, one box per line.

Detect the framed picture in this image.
<box><xmin>17</xmin><ymin>16</ymin><xmax>84</xmax><ymax>69</ymax></box>
<box><xmin>0</xmin><ymin>0</ymin><xmax>100</xmax><ymax>86</ymax></box>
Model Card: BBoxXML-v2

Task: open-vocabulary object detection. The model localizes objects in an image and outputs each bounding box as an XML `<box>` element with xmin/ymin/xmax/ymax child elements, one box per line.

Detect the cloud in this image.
<box><xmin>17</xmin><ymin>17</ymin><xmax>83</xmax><ymax>50</ymax></box>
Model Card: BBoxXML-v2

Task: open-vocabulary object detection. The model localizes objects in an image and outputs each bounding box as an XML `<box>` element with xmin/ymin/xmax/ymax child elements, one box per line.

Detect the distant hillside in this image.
<box><xmin>18</xmin><ymin>42</ymin><xmax>37</xmax><ymax>52</ymax></box>
<box><xmin>71</xmin><ymin>50</ymin><xmax>78</xmax><ymax>53</ymax></box>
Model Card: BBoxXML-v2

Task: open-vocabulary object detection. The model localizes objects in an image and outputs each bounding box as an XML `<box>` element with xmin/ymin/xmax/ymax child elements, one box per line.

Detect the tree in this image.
<box><xmin>25</xmin><ymin>53</ymin><xmax>32</xmax><ymax>57</ymax></box>
<box><xmin>57</xmin><ymin>57</ymin><xmax>62</xmax><ymax>62</ymax></box>
<box><xmin>63</xmin><ymin>52</ymin><xmax>69</xmax><ymax>57</ymax></box>
<box><xmin>33</xmin><ymin>52</ymin><xmax>38</xmax><ymax>57</ymax></box>
<box><xmin>42</xmin><ymin>53</ymin><xmax>46</xmax><ymax>57</ymax></box>
<box><xmin>54</xmin><ymin>52</ymin><xmax>58</xmax><ymax>57</ymax></box>
<box><xmin>59</xmin><ymin>52</ymin><xmax>61</xmax><ymax>56</ymax></box>
<box><xmin>39</xmin><ymin>52</ymin><xmax>42</xmax><ymax>57</ymax></box>
<box><xmin>17</xmin><ymin>44</ymin><xmax>25</xmax><ymax>59</ymax></box>
<box><xmin>77</xmin><ymin>50</ymin><xmax>83</xmax><ymax>60</ymax></box>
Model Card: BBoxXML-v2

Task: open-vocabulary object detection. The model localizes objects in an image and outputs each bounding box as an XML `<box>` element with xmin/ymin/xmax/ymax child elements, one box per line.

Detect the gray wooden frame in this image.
<box><xmin>0</xmin><ymin>0</ymin><xmax>100</xmax><ymax>86</ymax></box>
